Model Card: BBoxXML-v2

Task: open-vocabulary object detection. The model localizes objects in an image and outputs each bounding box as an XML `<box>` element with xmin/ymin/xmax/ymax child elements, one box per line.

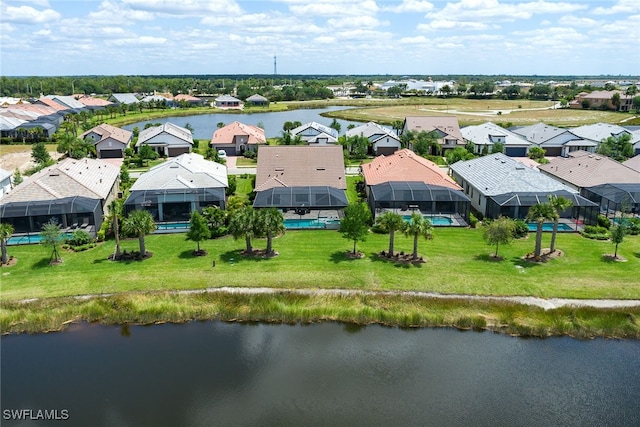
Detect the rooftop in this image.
<box><xmin>211</xmin><ymin>121</ymin><xmax>266</xmax><ymax>145</ymax></box>
<box><xmin>539</xmin><ymin>152</ymin><xmax>640</xmax><ymax>188</ymax></box>
<box><xmin>130</xmin><ymin>153</ymin><xmax>227</xmax><ymax>191</ymax></box>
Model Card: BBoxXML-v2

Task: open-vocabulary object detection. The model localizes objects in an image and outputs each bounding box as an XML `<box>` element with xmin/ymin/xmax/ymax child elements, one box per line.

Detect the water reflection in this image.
<box><xmin>1</xmin><ymin>322</ymin><xmax>639</xmax><ymax>426</ymax></box>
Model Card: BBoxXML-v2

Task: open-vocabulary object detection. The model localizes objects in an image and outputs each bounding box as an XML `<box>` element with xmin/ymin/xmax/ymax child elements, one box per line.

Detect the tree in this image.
<box><xmin>40</xmin><ymin>219</ymin><xmax>65</xmax><ymax>264</ymax></box>
<box><xmin>610</xmin><ymin>223</ymin><xmax>627</xmax><ymax>258</ymax></box>
<box><xmin>403</xmin><ymin>213</ymin><xmax>433</xmax><ymax>260</ymax></box>
<box><xmin>229</xmin><ymin>206</ymin><xmax>257</xmax><ymax>254</ymax></box>
<box><xmin>597</xmin><ymin>133</ymin><xmax>634</xmax><ymax>162</ymax></box>
<box><xmin>283</xmin><ymin>121</ymin><xmax>295</xmax><ymax>133</ymax></box>
<box><xmin>446</xmin><ymin>147</ymin><xmax>475</xmax><ymax>164</ymax></box>
<box><xmin>611</xmin><ymin>92</ymin><xmax>621</xmax><ymax>111</ymax></box>
<box><xmin>376</xmin><ymin>212</ymin><xmax>405</xmax><ymax>256</ymax></box>
<box><xmin>12</xmin><ymin>169</ymin><xmax>23</xmax><ymax>185</ymax></box>
<box><xmin>491</xmin><ymin>142</ymin><xmax>504</xmax><ymax>154</ymax></box>
<box><xmin>339</xmin><ymin>202</ymin><xmax>371</xmax><ymax>255</ymax></box>
<box><xmin>139</xmin><ymin>144</ymin><xmax>159</xmax><ymax>165</ymax></box>
<box><xmin>528</xmin><ymin>146</ymin><xmax>546</xmax><ymax>160</ymax></box>
<box><xmin>57</xmin><ymin>133</ymin><xmax>95</xmax><ymax>159</ymax></box>
<box><xmin>201</xmin><ymin>205</ymin><xmax>228</xmax><ymax>237</ymax></box>
<box><xmin>256</xmin><ymin>208</ymin><xmax>285</xmax><ymax>255</ymax></box>
<box><xmin>0</xmin><ymin>223</ymin><xmax>14</xmax><ymax>264</ymax></box>
<box><xmin>122</xmin><ymin>210</ymin><xmax>156</xmax><ymax>258</ymax></box>
<box><xmin>184</xmin><ymin>123</ymin><xmax>195</xmax><ymax>134</ymax></box>
<box><xmin>31</xmin><ymin>142</ymin><xmax>52</xmax><ymax>166</ymax></box>
<box><xmin>391</xmin><ymin>120</ymin><xmax>404</xmax><ymax>135</ymax></box>
<box><xmin>329</xmin><ymin>118</ymin><xmax>341</xmax><ymax>134</ymax></box>
<box><xmin>109</xmin><ymin>200</ymin><xmax>123</xmax><ymax>259</ymax></box>
<box><xmin>186</xmin><ymin>210</ymin><xmax>211</xmax><ymax>253</ymax></box>
<box><xmin>526</xmin><ymin>203</ymin><xmax>556</xmax><ymax>258</ymax></box>
<box><xmin>483</xmin><ymin>216</ymin><xmax>515</xmax><ymax>258</ymax></box>
<box><xmin>548</xmin><ymin>194</ymin><xmax>573</xmax><ymax>253</ymax></box>
<box><xmin>633</xmin><ymin>96</ymin><xmax>640</xmax><ymax>113</ymax></box>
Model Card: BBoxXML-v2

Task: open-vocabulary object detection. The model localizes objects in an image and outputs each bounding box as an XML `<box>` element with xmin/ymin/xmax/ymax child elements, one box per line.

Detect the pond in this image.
<box><xmin>2</xmin><ymin>321</ymin><xmax>639</xmax><ymax>426</ymax></box>
<box><xmin>122</xmin><ymin>106</ymin><xmax>361</xmax><ymax>140</ymax></box>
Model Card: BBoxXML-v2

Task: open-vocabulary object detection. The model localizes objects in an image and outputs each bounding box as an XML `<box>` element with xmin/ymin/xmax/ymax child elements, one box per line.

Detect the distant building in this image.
<box><xmin>290</xmin><ymin>121</ymin><xmax>338</xmax><ymax>145</ymax></box>
<box><xmin>81</xmin><ymin>123</ymin><xmax>132</xmax><ymax>159</ymax></box>
<box><xmin>245</xmin><ymin>94</ymin><xmax>269</xmax><ymax>107</ymax></box>
<box><xmin>510</xmin><ymin>123</ymin><xmax>594</xmax><ymax>157</ymax></box>
<box><xmin>569</xmin><ymin>90</ymin><xmax>633</xmax><ymax>112</ymax></box>
<box><xmin>346</xmin><ymin>121</ymin><xmax>401</xmax><ymax>156</ymax></box>
<box><xmin>210</xmin><ymin>121</ymin><xmax>266</xmax><ymax>156</ymax></box>
<box><xmin>214</xmin><ymin>95</ymin><xmax>242</xmax><ymax>109</ymax></box>
<box><xmin>402</xmin><ymin>116</ymin><xmax>465</xmax><ymax>155</ymax></box>
<box><xmin>108</xmin><ymin>93</ymin><xmax>140</xmax><ymax>105</ymax></box>
<box><xmin>461</xmin><ymin>122</ymin><xmax>530</xmax><ymax>157</ymax></box>
<box><xmin>136</xmin><ymin>123</ymin><xmax>193</xmax><ymax>157</ymax></box>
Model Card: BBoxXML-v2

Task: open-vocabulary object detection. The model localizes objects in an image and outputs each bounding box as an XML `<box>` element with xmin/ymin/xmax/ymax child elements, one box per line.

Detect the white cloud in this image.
<box><xmin>106</xmin><ymin>35</ymin><xmax>167</xmax><ymax>46</ymax></box>
<box><xmin>121</xmin><ymin>0</ymin><xmax>242</xmax><ymax>16</ymax></box>
<box><xmin>426</xmin><ymin>0</ymin><xmax>587</xmax><ymax>22</ymax></box>
<box><xmin>558</xmin><ymin>15</ymin><xmax>599</xmax><ymax>27</ymax></box>
<box><xmin>89</xmin><ymin>0</ymin><xmax>155</xmax><ymax>23</ymax></box>
<box><xmin>286</xmin><ymin>0</ymin><xmax>379</xmax><ymax>17</ymax></box>
<box><xmin>327</xmin><ymin>15</ymin><xmax>389</xmax><ymax>29</ymax></box>
<box><xmin>399</xmin><ymin>35</ymin><xmax>430</xmax><ymax>44</ymax></box>
<box><xmin>418</xmin><ymin>20</ymin><xmax>493</xmax><ymax>31</ymax></box>
<box><xmin>592</xmin><ymin>0</ymin><xmax>637</xmax><ymax>15</ymax></box>
<box><xmin>512</xmin><ymin>27</ymin><xmax>588</xmax><ymax>47</ymax></box>
<box><xmin>383</xmin><ymin>0</ymin><xmax>434</xmax><ymax>13</ymax></box>
<box><xmin>201</xmin><ymin>12</ymin><xmax>323</xmax><ymax>34</ymax></box>
<box><xmin>3</xmin><ymin>5</ymin><xmax>60</xmax><ymax>24</ymax></box>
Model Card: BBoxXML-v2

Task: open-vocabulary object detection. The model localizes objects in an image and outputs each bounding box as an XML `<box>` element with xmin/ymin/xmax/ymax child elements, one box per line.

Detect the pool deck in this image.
<box><xmin>375</xmin><ymin>209</ymin><xmax>468</xmax><ymax>227</ymax></box>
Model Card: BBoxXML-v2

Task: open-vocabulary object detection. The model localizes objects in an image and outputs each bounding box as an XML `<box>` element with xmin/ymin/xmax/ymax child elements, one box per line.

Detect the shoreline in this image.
<box><xmin>3</xmin><ymin>287</ymin><xmax>640</xmax><ymax>339</ymax></box>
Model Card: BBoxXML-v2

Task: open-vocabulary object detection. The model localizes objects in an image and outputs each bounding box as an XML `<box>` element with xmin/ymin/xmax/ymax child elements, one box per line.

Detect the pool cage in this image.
<box><xmin>368</xmin><ymin>181</ymin><xmax>471</xmax><ymax>222</ymax></box>
<box><xmin>487</xmin><ymin>190</ymin><xmax>598</xmax><ymax>225</ymax></box>
<box><xmin>0</xmin><ymin>196</ymin><xmax>103</xmax><ymax>234</ymax></box>
<box><xmin>581</xmin><ymin>184</ymin><xmax>640</xmax><ymax>219</ymax></box>
<box><xmin>123</xmin><ymin>188</ymin><xmax>226</xmax><ymax>222</ymax></box>
<box><xmin>253</xmin><ymin>186</ymin><xmax>348</xmax><ymax>210</ymax></box>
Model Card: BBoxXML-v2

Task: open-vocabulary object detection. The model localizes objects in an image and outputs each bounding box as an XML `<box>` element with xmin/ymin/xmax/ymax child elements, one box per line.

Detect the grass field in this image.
<box><xmin>1</xmin><ymin>228</ymin><xmax>638</xmax><ymax>302</ymax></box>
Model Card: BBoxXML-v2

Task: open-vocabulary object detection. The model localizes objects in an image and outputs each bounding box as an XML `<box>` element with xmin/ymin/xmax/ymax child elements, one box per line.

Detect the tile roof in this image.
<box><xmin>538</xmin><ymin>153</ymin><xmax>640</xmax><ymax>188</ymax></box>
<box><xmin>403</xmin><ymin>116</ymin><xmax>463</xmax><ymax>142</ymax></box>
<box><xmin>173</xmin><ymin>94</ymin><xmax>201</xmax><ymax>102</ymax></box>
<box><xmin>130</xmin><ymin>153</ymin><xmax>227</xmax><ymax>191</ymax></box>
<box><xmin>211</xmin><ymin>121</ymin><xmax>266</xmax><ymax>145</ymax></box>
<box><xmin>0</xmin><ymin>158</ymin><xmax>119</xmax><ymax>204</ymax></box>
<box><xmin>570</xmin><ymin>123</ymin><xmax>632</xmax><ymax>144</ymax></box>
<box><xmin>623</xmin><ymin>155</ymin><xmax>640</xmax><ymax>173</ymax></box>
<box><xmin>345</xmin><ymin>121</ymin><xmax>398</xmax><ymax>142</ymax></box>
<box><xmin>34</xmin><ymin>97</ymin><xmax>67</xmax><ymax>111</ymax></box>
<box><xmin>449</xmin><ymin>153</ymin><xmax>573</xmax><ymax>195</ymax></box>
<box><xmin>290</xmin><ymin>121</ymin><xmax>339</xmax><ymax>139</ymax></box>
<box><xmin>246</xmin><ymin>94</ymin><xmax>268</xmax><ymax>102</ymax></box>
<box><xmin>109</xmin><ymin>93</ymin><xmax>140</xmax><ymax>104</ymax></box>
<box><xmin>81</xmin><ymin>123</ymin><xmax>132</xmax><ymax>145</ymax></box>
<box><xmin>74</xmin><ymin>95</ymin><xmax>114</xmax><ymax>108</ymax></box>
<box><xmin>215</xmin><ymin>95</ymin><xmax>241</xmax><ymax>102</ymax></box>
<box><xmin>362</xmin><ymin>149</ymin><xmax>461</xmax><ymax>189</ymax></box>
<box><xmin>255</xmin><ymin>146</ymin><xmax>346</xmax><ymax>191</ymax></box>
<box><xmin>511</xmin><ymin>123</ymin><xmax>570</xmax><ymax>144</ymax></box>
<box><xmin>46</xmin><ymin>95</ymin><xmax>86</xmax><ymax>110</ymax></box>
<box><xmin>137</xmin><ymin>122</ymin><xmax>193</xmax><ymax>147</ymax></box>
<box><xmin>461</xmin><ymin>122</ymin><xmax>530</xmax><ymax>147</ymax></box>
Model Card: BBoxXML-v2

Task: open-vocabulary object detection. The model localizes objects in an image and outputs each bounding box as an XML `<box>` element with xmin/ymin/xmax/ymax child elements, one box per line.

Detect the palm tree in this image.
<box><xmin>377</xmin><ymin>212</ymin><xmax>405</xmax><ymax>256</ymax></box>
<box><xmin>257</xmin><ymin>208</ymin><xmax>285</xmax><ymax>255</ymax></box>
<box><xmin>122</xmin><ymin>210</ymin><xmax>156</xmax><ymax>257</ymax></box>
<box><xmin>0</xmin><ymin>223</ymin><xmax>15</xmax><ymax>265</ymax></box>
<box><xmin>109</xmin><ymin>200</ymin><xmax>122</xmax><ymax>259</ymax></box>
<box><xmin>403</xmin><ymin>213</ymin><xmax>433</xmax><ymax>260</ymax></box>
<box><xmin>548</xmin><ymin>194</ymin><xmax>573</xmax><ymax>253</ymax></box>
<box><xmin>526</xmin><ymin>203</ymin><xmax>556</xmax><ymax>258</ymax></box>
<box><xmin>229</xmin><ymin>206</ymin><xmax>256</xmax><ymax>254</ymax></box>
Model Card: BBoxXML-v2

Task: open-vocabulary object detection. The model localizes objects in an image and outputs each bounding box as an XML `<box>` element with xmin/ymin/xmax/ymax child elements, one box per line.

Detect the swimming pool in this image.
<box><xmin>155</xmin><ymin>222</ymin><xmax>190</xmax><ymax>231</ymax></box>
<box><xmin>6</xmin><ymin>233</ymin><xmax>73</xmax><ymax>245</ymax></box>
<box><xmin>402</xmin><ymin>215</ymin><xmax>453</xmax><ymax>226</ymax></box>
<box><xmin>526</xmin><ymin>222</ymin><xmax>575</xmax><ymax>232</ymax></box>
<box><xmin>284</xmin><ymin>219</ymin><xmax>341</xmax><ymax>229</ymax></box>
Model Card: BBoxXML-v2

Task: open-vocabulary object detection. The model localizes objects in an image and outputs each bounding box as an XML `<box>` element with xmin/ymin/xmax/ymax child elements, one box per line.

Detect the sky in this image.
<box><xmin>1</xmin><ymin>0</ymin><xmax>639</xmax><ymax>77</ymax></box>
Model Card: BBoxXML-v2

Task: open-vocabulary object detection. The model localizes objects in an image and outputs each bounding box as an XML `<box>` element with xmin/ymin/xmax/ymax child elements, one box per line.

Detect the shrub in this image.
<box><xmin>468</xmin><ymin>212</ymin><xmax>479</xmax><ymax>228</ymax></box>
<box><xmin>67</xmin><ymin>229</ymin><xmax>93</xmax><ymax>247</ymax></box>
<box><xmin>597</xmin><ymin>214</ymin><xmax>611</xmax><ymax>229</ymax></box>
<box><xmin>513</xmin><ymin>219</ymin><xmax>529</xmax><ymax>239</ymax></box>
<box><xmin>581</xmin><ymin>225</ymin><xmax>610</xmax><ymax>240</ymax></box>
<box><xmin>624</xmin><ymin>218</ymin><xmax>640</xmax><ymax>235</ymax></box>
<box><xmin>371</xmin><ymin>222</ymin><xmax>387</xmax><ymax>234</ymax></box>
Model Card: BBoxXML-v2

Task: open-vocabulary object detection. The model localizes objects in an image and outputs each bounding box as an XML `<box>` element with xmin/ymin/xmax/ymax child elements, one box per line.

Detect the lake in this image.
<box><xmin>122</xmin><ymin>106</ymin><xmax>361</xmax><ymax>140</ymax></box>
<box><xmin>2</xmin><ymin>321</ymin><xmax>639</xmax><ymax>426</ymax></box>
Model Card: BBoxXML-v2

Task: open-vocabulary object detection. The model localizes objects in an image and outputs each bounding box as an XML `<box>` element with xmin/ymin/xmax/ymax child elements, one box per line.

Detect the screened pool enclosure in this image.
<box><xmin>124</xmin><ymin>188</ymin><xmax>226</xmax><ymax>222</ymax></box>
<box><xmin>253</xmin><ymin>186</ymin><xmax>348</xmax><ymax>210</ymax></box>
<box><xmin>487</xmin><ymin>190</ymin><xmax>598</xmax><ymax>224</ymax></box>
<box><xmin>581</xmin><ymin>184</ymin><xmax>640</xmax><ymax>218</ymax></box>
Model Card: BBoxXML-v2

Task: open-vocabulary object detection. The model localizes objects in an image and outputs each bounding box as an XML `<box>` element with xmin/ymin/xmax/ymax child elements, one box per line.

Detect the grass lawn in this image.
<box><xmin>234</xmin><ymin>176</ymin><xmax>254</xmax><ymax>200</ymax></box>
<box><xmin>235</xmin><ymin>157</ymin><xmax>257</xmax><ymax>167</ymax></box>
<box><xmin>346</xmin><ymin>176</ymin><xmax>364</xmax><ymax>204</ymax></box>
<box><xmin>2</xmin><ymin>228</ymin><xmax>638</xmax><ymax>302</ymax></box>
<box><xmin>1</xmin><ymin>144</ymin><xmax>57</xmax><ymax>155</ymax></box>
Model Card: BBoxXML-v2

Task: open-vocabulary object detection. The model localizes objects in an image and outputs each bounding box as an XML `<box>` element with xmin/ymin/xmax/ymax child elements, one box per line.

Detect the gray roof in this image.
<box><xmin>449</xmin><ymin>153</ymin><xmax>575</xmax><ymax>196</ymax></box>
<box><xmin>46</xmin><ymin>95</ymin><xmax>86</xmax><ymax>110</ymax></box>
<box><xmin>130</xmin><ymin>153</ymin><xmax>227</xmax><ymax>191</ymax></box>
<box><xmin>291</xmin><ymin>121</ymin><xmax>339</xmax><ymax>138</ymax></box>
<box><xmin>0</xmin><ymin>168</ymin><xmax>11</xmax><ymax>182</ymax></box>
<box><xmin>346</xmin><ymin>121</ymin><xmax>398</xmax><ymax>142</ymax></box>
<box><xmin>137</xmin><ymin>122</ymin><xmax>193</xmax><ymax>147</ymax></box>
<box><xmin>246</xmin><ymin>94</ymin><xmax>268</xmax><ymax>102</ymax></box>
<box><xmin>570</xmin><ymin>123</ymin><xmax>632</xmax><ymax>144</ymax></box>
<box><xmin>511</xmin><ymin>123</ymin><xmax>571</xmax><ymax>144</ymax></box>
<box><xmin>461</xmin><ymin>122</ymin><xmax>530</xmax><ymax>146</ymax></box>
<box><xmin>109</xmin><ymin>93</ymin><xmax>139</xmax><ymax>104</ymax></box>
<box><xmin>215</xmin><ymin>94</ymin><xmax>241</xmax><ymax>102</ymax></box>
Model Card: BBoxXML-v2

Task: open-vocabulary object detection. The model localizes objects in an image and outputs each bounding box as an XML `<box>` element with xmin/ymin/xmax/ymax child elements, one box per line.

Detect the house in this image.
<box><xmin>136</xmin><ymin>123</ymin><xmax>193</xmax><ymax>157</ymax></box>
<box><xmin>210</xmin><ymin>121</ymin><xmax>266</xmax><ymax>156</ymax></box>
<box><xmin>140</xmin><ymin>94</ymin><xmax>174</xmax><ymax>107</ymax></box>
<box><xmin>33</xmin><ymin>96</ymin><xmax>74</xmax><ymax>114</ymax></box>
<box><xmin>45</xmin><ymin>95</ymin><xmax>87</xmax><ymax>112</ymax></box>
<box><xmin>0</xmin><ymin>158</ymin><xmax>120</xmax><ymax>236</ymax></box>
<box><xmin>569</xmin><ymin>90</ymin><xmax>633</xmax><ymax>112</ymax></box>
<box><xmin>0</xmin><ymin>168</ymin><xmax>12</xmax><ymax>198</ymax></box>
<box><xmin>81</xmin><ymin>123</ymin><xmax>133</xmax><ymax>159</ymax></box>
<box><xmin>0</xmin><ymin>104</ymin><xmax>62</xmax><ymax>138</ymax></box>
<box><xmin>108</xmin><ymin>93</ymin><xmax>140</xmax><ymax>105</ymax></box>
<box><xmin>569</xmin><ymin>123</ymin><xmax>635</xmax><ymax>150</ymax></box>
<box><xmin>74</xmin><ymin>95</ymin><xmax>114</xmax><ymax>111</ymax></box>
<box><xmin>361</xmin><ymin>149</ymin><xmax>470</xmax><ymax>223</ymax></box>
<box><xmin>245</xmin><ymin>94</ymin><xmax>269</xmax><ymax>107</ymax></box>
<box><xmin>461</xmin><ymin>122</ymin><xmax>531</xmax><ymax>157</ymax></box>
<box><xmin>214</xmin><ymin>95</ymin><xmax>242</xmax><ymax>109</ymax></box>
<box><xmin>401</xmin><ymin>116</ymin><xmax>465</xmax><ymax>154</ymax></box>
<box><xmin>253</xmin><ymin>146</ymin><xmax>348</xmax><ymax>216</ymax></box>
<box><xmin>173</xmin><ymin>94</ymin><xmax>203</xmax><ymax>106</ymax></box>
<box><xmin>449</xmin><ymin>153</ymin><xmax>598</xmax><ymax>224</ymax></box>
<box><xmin>538</xmin><ymin>150</ymin><xmax>640</xmax><ymax>191</ymax></box>
<box><xmin>581</xmin><ymin>183</ymin><xmax>640</xmax><ymax>218</ymax></box>
<box><xmin>290</xmin><ymin>121</ymin><xmax>338</xmax><ymax>144</ymax></box>
<box><xmin>124</xmin><ymin>153</ymin><xmax>227</xmax><ymax>223</ymax></box>
<box><xmin>346</xmin><ymin>121</ymin><xmax>401</xmax><ymax>156</ymax></box>
<box><xmin>510</xmin><ymin>122</ymin><xmax>594</xmax><ymax>157</ymax></box>
<box><xmin>623</xmin><ymin>155</ymin><xmax>640</xmax><ymax>172</ymax></box>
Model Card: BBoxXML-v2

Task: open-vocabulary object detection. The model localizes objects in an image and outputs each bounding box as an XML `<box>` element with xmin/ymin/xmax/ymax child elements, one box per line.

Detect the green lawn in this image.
<box><xmin>235</xmin><ymin>157</ymin><xmax>257</xmax><ymax>167</ymax></box>
<box><xmin>2</xmin><ymin>229</ymin><xmax>638</xmax><ymax>301</ymax></box>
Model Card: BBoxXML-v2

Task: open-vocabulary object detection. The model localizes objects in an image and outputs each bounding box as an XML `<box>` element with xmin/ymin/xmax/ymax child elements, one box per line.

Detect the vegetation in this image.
<box><xmin>229</xmin><ymin>206</ymin><xmax>257</xmax><ymax>254</ymax></box>
<box><xmin>548</xmin><ymin>195</ymin><xmax>574</xmax><ymax>253</ymax></box>
<box><xmin>483</xmin><ymin>216</ymin><xmax>516</xmax><ymax>258</ymax></box>
<box><xmin>376</xmin><ymin>212</ymin><xmax>405</xmax><ymax>255</ymax></box>
<box><xmin>610</xmin><ymin>224</ymin><xmax>627</xmax><ymax>258</ymax></box>
<box><xmin>121</xmin><ymin>210</ymin><xmax>157</xmax><ymax>258</ymax></box>
<box><xmin>339</xmin><ymin>202</ymin><xmax>372</xmax><ymax>255</ymax></box>
<box><xmin>526</xmin><ymin>203</ymin><xmax>556</xmax><ymax>258</ymax></box>
<box><xmin>403</xmin><ymin>213</ymin><xmax>434</xmax><ymax>260</ymax></box>
<box><xmin>40</xmin><ymin>219</ymin><xmax>65</xmax><ymax>264</ymax></box>
<box><xmin>186</xmin><ymin>211</ymin><xmax>211</xmax><ymax>253</ymax></box>
<box><xmin>256</xmin><ymin>208</ymin><xmax>285</xmax><ymax>256</ymax></box>
<box><xmin>597</xmin><ymin>133</ymin><xmax>634</xmax><ymax>161</ymax></box>
<box><xmin>0</xmin><ymin>223</ymin><xmax>14</xmax><ymax>264</ymax></box>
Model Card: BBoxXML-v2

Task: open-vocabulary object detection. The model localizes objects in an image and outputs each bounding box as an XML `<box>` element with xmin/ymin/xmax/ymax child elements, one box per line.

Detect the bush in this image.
<box><xmin>468</xmin><ymin>212</ymin><xmax>479</xmax><ymax>228</ymax></box>
<box><xmin>513</xmin><ymin>219</ymin><xmax>529</xmax><ymax>239</ymax></box>
<box><xmin>244</xmin><ymin>150</ymin><xmax>257</xmax><ymax>159</ymax></box>
<box><xmin>581</xmin><ymin>225</ymin><xmax>610</xmax><ymax>240</ymax></box>
<box><xmin>597</xmin><ymin>214</ymin><xmax>611</xmax><ymax>229</ymax></box>
<box><xmin>67</xmin><ymin>229</ymin><xmax>93</xmax><ymax>246</ymax></box>
<box><xmin>371</xmin><ymin>222</ymin><xmax>387</xmax><ymax>234</ymax></box>
<box><xmin>619</xmin><ymin>218</ymin><xmax>640</xmax><ymax>235</ymax></box>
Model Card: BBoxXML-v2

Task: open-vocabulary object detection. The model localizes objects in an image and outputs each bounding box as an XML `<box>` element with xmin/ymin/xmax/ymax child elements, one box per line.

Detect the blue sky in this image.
<box><xmin>1</xmin><ymin>0</ymin><xmax>638</xmax><ymax>76</ymax></box>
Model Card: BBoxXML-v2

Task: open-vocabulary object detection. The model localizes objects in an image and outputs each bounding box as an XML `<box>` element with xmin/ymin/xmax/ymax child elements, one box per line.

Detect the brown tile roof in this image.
<box><xmin>34</xmin><ymin>97</ymin><xmax>67</xmax><ymax>111</ymax></box>
<box><xmin>211</xmin><ymin>121</ymin><xmax>266</xmax><ymax>145</ymax></box>
<box><xmin>539</xmin><ymin>153</ymin><xmax>640</xmax><ymax>188</ymax></box>
<box><xmin>75</xmin><ymin>95</ymin><xmax>114</xmax><ymax>108</ymax></box>
<box><xmin>174</xmin><ymin>94</ymin><xmax>201</xmax><ymax>102</ymax></box>
<box><xmin>255</xmin><ymin>145</ymin><xmax>346</xmax><ymax>191</ymax></box>
<box><xmin>362</xmin><ymin>149</ymin><xmax>461</xmax><ymax>189</ymax></box>
<box><xmin>623</xmin><ymin>155</ymin><xmax>640</xmax><ymax>173</ymax></box>
<box><xmin>81</xmin><ymin>123</ymin><xmax>132</xmax><ymax>145</ymax></box>
<box><xmin>403</xmin><ymin>116</ymin><xmax>464</xmax><ymax>142</ymax></box>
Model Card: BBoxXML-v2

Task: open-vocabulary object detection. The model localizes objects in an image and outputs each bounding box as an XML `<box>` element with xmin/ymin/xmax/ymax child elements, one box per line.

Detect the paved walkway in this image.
<box><xmin>36</xmin><ymin>287</ymin><xmax>640</xmax><ymax>311</ymax></box>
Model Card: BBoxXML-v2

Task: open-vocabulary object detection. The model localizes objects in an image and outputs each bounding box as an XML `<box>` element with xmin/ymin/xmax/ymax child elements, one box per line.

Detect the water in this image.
<box><xmin>402</xmin><ymin>215</ymin><xmax>453</xmax><ymax>226</ymax></box>
<box><xmin>6</xmin><ymin>232</ymin><xmax>73</xmax><ymax>245</ymax></box>
<box><xmin>2</xmin><ymin>322</ymin><xmax>639</xmax><ymax>426</ymax></box>
<box><xmin>122</xmin><ymin>106</ymin><xmax>360</xmax><ymax>139</ymax></box>
<box><xmin>155</xmin><ymin>221</ymin><xmax>189</xmax><ymax>231</ymax></box>
<box><xmin>527</xmin><ymin>222</ymin><xmax>575</xmax><ymax>232</ymax></box>
<box><xmin>284</xmin><ymin>218</ymin><xmax>341</xmax><ymax>229</ymax></box>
